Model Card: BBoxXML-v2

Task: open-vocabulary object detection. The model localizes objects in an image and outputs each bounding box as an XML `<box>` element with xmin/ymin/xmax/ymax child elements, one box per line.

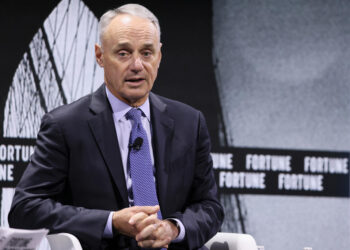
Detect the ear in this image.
<box><xmin>95</xmin><ymin>44</ymin><xmax>104</xmax><ymax>67</ymax></box>
<box><xmin>157</xmin><ymin>43</ymin><xmax>162</xmax><ymax>68</ymax></box>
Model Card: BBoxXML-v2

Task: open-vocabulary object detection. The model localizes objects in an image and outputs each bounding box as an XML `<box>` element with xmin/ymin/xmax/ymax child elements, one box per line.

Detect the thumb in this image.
<box><xmin>132</xmin><ymin>205</ymin><xmax>160</xmax><ymax>214</ymax></box>
<box><xmin>143</xmin><ymin>205</ymin><xmax>160</xmax><ymax>213</ymax></box>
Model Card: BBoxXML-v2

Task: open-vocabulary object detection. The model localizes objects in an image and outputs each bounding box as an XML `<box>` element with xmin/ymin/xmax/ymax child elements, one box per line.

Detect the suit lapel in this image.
<box><xmin>149</xmin><ymin>93</ymin><xmax>174</xmax><ymax>214</ymax></box>
<box><xmin>87</xmin><ymin>85</ymin><xmax>129</xmax><ymax>207</ymax></box>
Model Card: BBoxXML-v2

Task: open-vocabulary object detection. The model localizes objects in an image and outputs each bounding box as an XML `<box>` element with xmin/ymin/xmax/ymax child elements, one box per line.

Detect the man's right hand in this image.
<box><xmin>112</xmin><ymin>205</ymin><xmax>160</xmax><ymax>238</ymax></box>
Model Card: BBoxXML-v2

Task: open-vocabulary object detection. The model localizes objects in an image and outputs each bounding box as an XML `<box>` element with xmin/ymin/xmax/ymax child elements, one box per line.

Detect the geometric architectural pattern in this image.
<box><xmin>3</xmin><ymin>0</ymin><xmax>103</xmax><ymax>138</ymax></box>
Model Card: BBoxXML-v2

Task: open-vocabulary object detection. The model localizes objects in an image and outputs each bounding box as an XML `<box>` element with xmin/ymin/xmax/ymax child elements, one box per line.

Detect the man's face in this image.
<box><xmin>95</xmin><ymin>14</ymin><xmax>162</xmax><ymax>106</ymax></box>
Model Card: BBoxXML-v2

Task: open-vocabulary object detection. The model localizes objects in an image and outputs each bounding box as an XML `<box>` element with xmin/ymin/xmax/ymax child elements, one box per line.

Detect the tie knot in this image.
<box><xmin>126</xmin><ymin>108</ymin><xmax>142</xmax><ymax>123</ymax></box>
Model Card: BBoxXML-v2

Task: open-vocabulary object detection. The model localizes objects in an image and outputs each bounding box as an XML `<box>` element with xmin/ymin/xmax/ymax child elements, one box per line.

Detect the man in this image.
<box><xmin>8</xmin><ymin>4</ymin><xmax>223</xmax><ymax>249</ymax></box>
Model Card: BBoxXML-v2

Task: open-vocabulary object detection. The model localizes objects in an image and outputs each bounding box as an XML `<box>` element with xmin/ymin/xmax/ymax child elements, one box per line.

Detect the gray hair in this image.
<box><xmin>98</xmin><ymin>4</ymin><xmax>161</xmax><ymax>43</ymax></box>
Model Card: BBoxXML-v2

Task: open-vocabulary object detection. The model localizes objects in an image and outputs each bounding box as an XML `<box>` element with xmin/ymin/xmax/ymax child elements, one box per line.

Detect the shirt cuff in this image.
<box><xmin>167</xmin><ymin>218</ymin><xmax>185</xmax><ymax>243</ymax></box>
<box><xmin>103</xmin><ymin>212</ymin><xmax>114</xmax><ymax>238</ymax></box>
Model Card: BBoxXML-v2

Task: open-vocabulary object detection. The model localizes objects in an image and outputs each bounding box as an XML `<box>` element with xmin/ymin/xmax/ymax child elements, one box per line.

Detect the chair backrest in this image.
<box><xmin>46</xmin><ymin>233</ymin><xmax>83</xmax><ymax>250</ymax></box>
<box><xmin>204</xmin><ymin>232</ymin><xmax>257</xmax><ymax>250</ymax></box>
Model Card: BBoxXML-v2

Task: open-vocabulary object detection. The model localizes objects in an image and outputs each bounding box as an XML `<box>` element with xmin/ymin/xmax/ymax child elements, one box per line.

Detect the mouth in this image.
<box><xmin>125</xmin><ymin>77</ymin><xmax>145</xmax><ymax>85</ymax></box>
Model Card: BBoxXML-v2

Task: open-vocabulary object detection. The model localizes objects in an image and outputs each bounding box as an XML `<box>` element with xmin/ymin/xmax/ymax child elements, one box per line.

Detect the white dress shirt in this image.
<box><xmin>103</xmin><ymin>87</ymin><xmax>184</xmax><ymax>242</ymax></box>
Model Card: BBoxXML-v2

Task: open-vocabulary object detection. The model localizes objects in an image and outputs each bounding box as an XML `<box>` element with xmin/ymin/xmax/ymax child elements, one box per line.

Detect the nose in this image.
<box><xmin>130</xmin><ymin>56</ymin><xmax>144</xmax><ymax>73</ymax></box>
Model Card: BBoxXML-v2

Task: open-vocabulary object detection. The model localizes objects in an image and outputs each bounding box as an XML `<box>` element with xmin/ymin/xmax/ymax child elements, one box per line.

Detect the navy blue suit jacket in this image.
<box><xmin>9</xmin><ymin>84</ymin><xmax>224</xmax><ymax>249</ymax></box>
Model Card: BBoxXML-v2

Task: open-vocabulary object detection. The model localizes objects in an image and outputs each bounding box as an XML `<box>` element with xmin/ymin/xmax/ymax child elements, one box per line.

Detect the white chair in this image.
<box><xmin>46</xmin><ymin>233</ymin><xmax>82</xmax><ymax>250</ymax></box>
<box><xmin>204</xmin><ymin>232</ymin><xmax>258</xmax><ymax>250</ymax></box>
<box><xmin>45</xmin><ymin>232</ymin><xmax>256</xmax><ymax>250</ymax></box>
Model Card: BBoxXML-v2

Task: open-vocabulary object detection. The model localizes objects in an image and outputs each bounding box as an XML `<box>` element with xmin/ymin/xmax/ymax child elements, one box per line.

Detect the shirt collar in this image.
<box><xmin>105</xmin><ymin>86</ymin><xmax>151</xmax><ymax>122</ymax></box>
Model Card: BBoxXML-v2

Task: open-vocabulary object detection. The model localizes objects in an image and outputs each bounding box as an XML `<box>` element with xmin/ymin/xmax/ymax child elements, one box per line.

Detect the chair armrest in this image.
<box><xmin>46</xmin><ymin>233</ymin><xmax>82</xmax><ymax>250</ymax></box>
<box><xmin>204</xmin><ymin>232</ymin><xmax>257</xmax><ymax>250</ymax></box>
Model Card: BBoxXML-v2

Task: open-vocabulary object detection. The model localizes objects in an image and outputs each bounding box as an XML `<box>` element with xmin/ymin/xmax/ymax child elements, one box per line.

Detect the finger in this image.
<box><xmin>154</xmin><ymin>220</ymin><xmax>178</xmax><ymax>241</ymax></box>
<box><xmin>149</xmin><ymin>221</ymin><xmax>175</xmax><ymax>247</ymax></box>
<box><xmin>151</xmin><ymin>237</ymin><xmax>172</xmax><ymax>248</ymax></box>
<box><xmin>138</xmin><ymin>239</ymin><xmax>169</xmax><ymax>249</ymax></box>
<box><xmin>135</xmin><ymin>213</ymin><xmax>159</xmax><ymax>231</ymax></box>
<box><xmin>151</xmin><ymin>221</ymin><xmax>168</xmax><ymax>239</ymax></box>
<box><xmin>133</xmin><ymin>205</ymin><xmax>160</xmax><ymax>214</ymax></box>
<box><xmin>136</xmin><ymin>223</ymin><xmax>159</xmax><ymax>241</ymax></box>
<box><xmin>129</xmin><ymin>212</ymin><xmax>148</xmax><ymax>225</ymax></box>
<box><xmin>138</xmin><ymin>239</ymin><xmax>155</xmax><ymax>248</ymax></box>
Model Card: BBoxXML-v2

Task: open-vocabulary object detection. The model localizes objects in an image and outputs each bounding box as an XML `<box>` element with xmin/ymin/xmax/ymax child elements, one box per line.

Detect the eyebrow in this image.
<box><xmin>116</xmin><ymin>42</ymin><xmax>156</xmax><ymax>50</ymax></box>
<box><xmin>116</xmin><ymin>42</ymin><xmax>132</xmax><ymax>49</ymax></box>
<box><xmin>143</xmin><ymin>43</ymin><xmax>156</xmax><ymax>49</ymax></box>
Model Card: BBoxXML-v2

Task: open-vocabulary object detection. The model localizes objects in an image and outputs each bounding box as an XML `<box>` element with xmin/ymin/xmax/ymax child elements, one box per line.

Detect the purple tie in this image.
<box><xmin>126</xmin><ymin>108</ymin><xmax>162</xmax><ymax>219</ymax></box>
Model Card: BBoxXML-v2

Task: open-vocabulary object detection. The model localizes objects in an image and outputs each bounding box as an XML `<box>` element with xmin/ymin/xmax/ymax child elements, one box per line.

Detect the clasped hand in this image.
<box><xmin>112</xmin><ymin>205</ymin><xmax>179</xmax><ymax>248</ymax></box>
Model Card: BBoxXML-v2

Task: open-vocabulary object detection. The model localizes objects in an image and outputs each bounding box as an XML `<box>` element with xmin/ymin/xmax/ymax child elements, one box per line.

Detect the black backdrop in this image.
<box><xmin>0</xmin><ymin>0</ymin><xmax>222</xmax><ymax>147</ymax></box>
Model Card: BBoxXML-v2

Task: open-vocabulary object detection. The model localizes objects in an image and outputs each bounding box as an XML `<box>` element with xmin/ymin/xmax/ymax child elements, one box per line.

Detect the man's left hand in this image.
<box><xmin>134</xmin><ymin>219</ymin><xmax>179</xmax><ymax>248</ymax></box>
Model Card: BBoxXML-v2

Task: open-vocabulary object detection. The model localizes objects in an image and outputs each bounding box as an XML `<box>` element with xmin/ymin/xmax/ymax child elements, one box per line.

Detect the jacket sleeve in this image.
<box><xmin>8</xmin><ymin>113</ymin><xmax>110</xmax><ymax>249</ymax></box>
<box><xmin>170</xmin><ymin>111</ymin><xmax>224</xmax><ymax>249</ymax></box>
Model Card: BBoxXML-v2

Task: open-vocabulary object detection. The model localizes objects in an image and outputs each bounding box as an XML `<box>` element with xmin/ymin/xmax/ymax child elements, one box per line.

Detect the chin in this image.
<box><xmin>123</xmin><ymin>93</ymin><xmax>148</xmax><ymax>105</ymax></box>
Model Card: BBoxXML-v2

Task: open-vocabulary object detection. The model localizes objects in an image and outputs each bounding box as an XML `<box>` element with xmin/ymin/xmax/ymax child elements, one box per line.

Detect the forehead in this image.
<box><xmin>103</xmin><ymin>14</ymin><xmax>159</xmax><ymax>45</ymax></box>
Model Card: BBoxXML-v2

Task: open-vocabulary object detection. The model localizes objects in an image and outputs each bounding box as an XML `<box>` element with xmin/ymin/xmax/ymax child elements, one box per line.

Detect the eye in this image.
<box><xmin>117</xmin><ymin>50</ymin><xmax>130</xmax><ymax>58</ymax></box>
<box><xmin>142</xmin><ymin>50</ymin><xmax>152</xmax><ymax>57</ymax></box>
